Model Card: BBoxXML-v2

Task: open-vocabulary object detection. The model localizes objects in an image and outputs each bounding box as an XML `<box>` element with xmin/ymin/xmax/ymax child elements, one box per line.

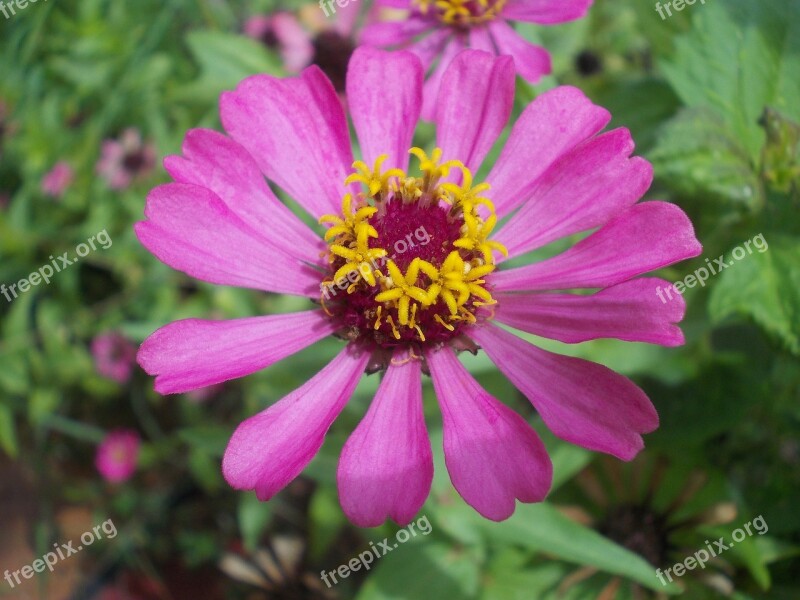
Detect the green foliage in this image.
<box><xmin>0</xmin><ymin>0</ymin><xmax>798</xmax><ymax>598</ymax></box>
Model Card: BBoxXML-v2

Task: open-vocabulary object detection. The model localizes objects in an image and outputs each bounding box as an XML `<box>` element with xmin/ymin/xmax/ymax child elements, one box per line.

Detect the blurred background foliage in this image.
<box><xmin>0</xmin><ymin>0</ymin><xmax>799</xmax><ymax>598</ymax></box>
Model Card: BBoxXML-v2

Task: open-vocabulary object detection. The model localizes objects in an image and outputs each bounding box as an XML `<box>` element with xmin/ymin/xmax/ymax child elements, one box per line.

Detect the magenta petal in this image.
<box><xmin>495</xmin><ymin>128</ymin><xmax>653</xmax><ymax>259</ymax></box>
<box><xmin>135</xmin><ymin>184</ymin><xmax>321</xmax><ymax>296</ymax></box>
<box><xmin>486</xmin><ymin>86</ymin><xmax>611</xmax><ymax>218</ymax></box>
<box><xmin>502</xmin><ymin>0</ymin><xmax>594</xmax><ymax>24</ymax></box>
<box><xmin>223</xmin><ymin>346</ymin><xmax>369</xmax><ymax>501</ymax></box>
<box><xmin>138</xmin><ymin>311</ymin><xmax>336</xmax><ymax>394</ymax></box>
<box><xmin>421</xmin><ymin>38</ymin><xmax>464</xmax><ymax>121</ymax></box>
<box><xmin>375</xmin><ymin>0</ymin><xmax>412</xmax><ymax>7</ymax></box>
<box><xmin>164</xmin><ymin>129</ymin><xmax>323</xmax><ymax>261</ymax></box>
<box><xmin>271</xmin><ymin>13</ymin><xmax>314</xmax><ymax>72</ymax></box>
<box><xmin>347</xmin><ymin>48</ymin><xmax>423</xmax><ymax>172</ymax></box>
<box><xmin>407</xmin><ymin>28</ymin><xmax>452</xmax><ymax>71</ymax></box>
<box><xmin>488</xmin><ymin>20</ymin><xmax>551</xmax><ymax>83</ymax></box>
<box><xmin>436</xmin><ymin>50</ymin><xmax>515</xmax><ymax>173</ymax></box>
<box><xmin>470</xmin><ymin>324</ymin><xmax>658</xmax><ymax>460</ymax></box>
<box><xmin>337</xmin><ymin>350</ymin><xmax>432</xmax><ymax>527</ymax></box>
<box><xmin>360</xmin><ymin>16</ymin><xmax>434</xmax><ymax>46</ymax></box>
<box><xmin>494</xmin><ymin>278</ymin><xmax>686</xmax><ymax>346</ymax></box>
<box><xmin>469</xmin><ymin>26</ymin><xmax>496</xmax><ymax>53</ymax></box>
<box><xmin>491</xmin><ymin>201</ymin><xmax>703</xmax><ymax>292</ymax></box>
<box><xmin>427</xmin><ymin>347</ymin><xmax>552</xmax><ymax>521</ymax></box>
<box><xmin>220</xmin><ymin>66</ymin><xmax>353</xmax><ymax>220</ymax></box>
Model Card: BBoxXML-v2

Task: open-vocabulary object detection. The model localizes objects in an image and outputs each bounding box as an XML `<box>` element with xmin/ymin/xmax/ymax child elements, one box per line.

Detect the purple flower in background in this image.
<box><xmin>136</xmin><ymin>48</ymin><xmax>701</xmax><ymax>526</ymax></box>
<box><xmin>363</xmin><ymin>0</ymin><xmax>593</xmax><ymax>117</ymax></box>
<box><xmin>92</xmin><ymin>332</ymin><xmax>137</xmax><ymax>384</ymax></box>
<box><xmin>96</xmin><ymin>429</ymin><xmax>141</xmax><ymax>483</ymax></box>
<box><xmin>96</xmin><ymin>128</ymin><xmax>156</xmax><ymax>190</ymax></box>
<box><xmin>244</xmin><ymin>3</ymin><xmax>368</xmax><ymax>93</ymax></box>
<box><xmin>244</xmin><ymin>12</ymin><xmax>315</xmax><ymax>73</ymax></box>
<box><xmin>41</xmin><ymin>161</ymin><xmax>74</xmax><ymax>198</ymax></box>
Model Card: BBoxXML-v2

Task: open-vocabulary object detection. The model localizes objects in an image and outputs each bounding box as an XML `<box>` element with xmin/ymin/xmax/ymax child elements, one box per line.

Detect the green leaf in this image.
<box><xmin>481</xmin><ymin>552</ymin><xmax>569</xmax><ymax>600</ymax></box>
<box><xmin>356</xmin><ymin>541</ymin><xmax>481</xmax><ymax>600</ymax></box>
<box><xmin>177</xmin><ymin>425</ymin><xmax>231</xmax><ymax>457</ymax></box>
<box><xmin>759</xmin><ymin>107</ymin><xmax>800</xmax><ymax>193</ymax></box>
<box><xmin>709</xmin><ymin>234</ymin><xmax>800</xmax><ymax>355</ymax></box>
<box><xmin>0</xmin><ymin>404</ymin><xmax>18</xmax><ymax>458</ymax></box>
<box><xmin>180</xmin><ymin>31</ymin><xmax>284</xmax><ymax>101</ymax></box>
<box><xmin>646</xmin><ymin>363</ymin><xmax>763</xmax><ymax>446</ymax></box>
<box><xmin>238</xmin><ymin>494</ymin><xmax>272</xmax><ymax>553</ymax></box>
<box><xmin>477</xmin><ymin>503</ymin><xmax>680</xmax><ymax>594</ymax></box>
<box><xmin>649</xmin><ymin>107</ymin><xmax>763</xmax><ymax>211</ymax></box>
<box><xmin>660</xmin><ymin>0</ymin><xmax>800</xmax><ymax>161</ymax></box>
<box><xmin>308</xmin><ymin>485</ymin><xmax>348</xmax><ymax>562</ymax></box>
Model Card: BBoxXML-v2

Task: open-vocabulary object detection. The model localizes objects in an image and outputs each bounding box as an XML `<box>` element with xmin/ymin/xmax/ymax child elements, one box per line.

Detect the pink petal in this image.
<box><xmin>135</xmin><ymin>183</ymin><xmax>321</xmax><ymax>297</ymax></box>
<box><xmin>347</xmin><ymin>48</ymin><xmax>423</xmax><ymax>172</ymax></box>
<box><xmin>375</xmin><ymin>0</ymin><xmax>412</xmax><ymax>7</ymax></box>
<box><xmin>220</xmin><ymin>66</ymin><xmax>353</xmax><ymax>220</ymax></box>
<box><xmin>138</xmin><ymin>311</ymin><xmax>336</xmax><ymax>394</ymax></box>
<box><xmin>491</xmin><ymin>201</ymin><xmax>703</xmax><ymax>292</ymax></box>
<box><xmin>486</xmin><ymin>86</ymin><xmax>611</xmax><ymax>218</ymax></box>
<box><xmin>421</xmin><ymin>37</ymin><xmax>464</xmax><ymax>121</ymax></box>
<box><xmin>469</xmin><ymin>26</ymin><xmax>497</xmax><ymax>53</ymax></box>
<box><xmin>495</xmin><ymin>128</ymin><xmax>653</xmax><ymax>259</ymax></box>
<box><xmin>223</xmin><ymin>346</ymin><xmax>369</xmax><ymax>500</ymax></box>
<box><xmin>337</xmin><ymin>350</ymin><xmax>432</xmax><ymax>526</ymax></box>
<box><xmin>494</xmin><ymin>278</ymin><xmax>686</xmax><ymax>346</ymax></box>
<box><xmin>436</xmin><ymin>50</ymin><xmax>515</xmax><ymax>173</ymax></box>
<box><xmin>427</xmin><ymin>347</ymin><xmax>552</xmax><ymax>521</ymax></box>
<box><xmin>332</xmin><ymin>3</ymin><xmax>360</xmax><ymax>37</ymax></box>
<box><xmin>272</xmin><ymin>13</ymin><xmax>315</xmax><ymax>72</ymax></box>
<box><xmin>360</xmin><ymin>16</ymin><xmax>434</xmax><ymax>46</ymax></box>
<box><xmin>488</xmin><ymin>20</ymin><xmax>551</xmax><ymax>83</ymax></box>
<box><xmin>406</xmin><ymin>28</ymin><xmax>452</xmax><ymax>70</ymax></box>
<box><xmin>164</xmin><ymin>129</ymin><xmax>324</xmax><ymax>261</ymax></box>
<box><xmin>470</xmin><ymin>324</ymin><xmax>658</xmax><ymax>460</ymax></box>
<box><xmin>502</xmin><ymin>0</ymin><xmax>594</xmax><ymax>24</ymax></box>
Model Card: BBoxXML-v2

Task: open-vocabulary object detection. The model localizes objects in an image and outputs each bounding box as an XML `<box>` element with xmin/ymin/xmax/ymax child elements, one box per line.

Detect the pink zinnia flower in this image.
<box><xmin>244</xmin><ymin>12</ymin><xmax>316</xmax><ymax>74</ymax></box>
<box><xmin>96</xmin><ymin>429</ymin><xmax>141</xmax><ymax>483</ymax></box>
<box><xmin>244</xmin><ymin>4</ymin><xmax>364</xmax><ymax>93</ymax></box>
<box><xmin>92</xmin><ymin>332</ymin><xmax>137</xmax><ymax>384</ymax></box>
<box><xmin>41</xmin><ymin>161</ymin><xmax>74</xmax><ymax>198</ymax></box>
<box><xmin>136</xmin><ymin>48</ymin><xmax>701</xmax><ymax>526</ymax></box>
<box><xmin>363</xmin><ymin>0</ymin><xmax>593</xmax><ymax>117</ymax></box>
<box><xmin>96</xmin><ymin>128</ymin><xmax>156</xmax><ymax>190</ymax></box>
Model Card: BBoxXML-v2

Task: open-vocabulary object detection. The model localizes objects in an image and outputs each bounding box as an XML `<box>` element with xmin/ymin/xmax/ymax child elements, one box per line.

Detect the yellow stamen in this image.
<box><xmin>345</xmin><ymin>154</ymin><xmax>404</xmax><ymax>198</ymax></box>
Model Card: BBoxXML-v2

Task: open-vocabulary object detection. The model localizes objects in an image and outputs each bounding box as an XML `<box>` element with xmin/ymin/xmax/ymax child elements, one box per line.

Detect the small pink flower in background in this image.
<box><xmin>0</xmin><ymin>192</ymin><xmax>9</xmax><ymax>210</ymax></box>
<box><xmin>96</xmin><ymin>128</ymin><xmax>156</xmax><ymax>190</ymax></box>
<box><xmin>244</xmin><ymin>3</ymin><xmax>366</xmax><ymax>93</ymax></box>
<box><xmin>96</xmin><ymin>429</ymin><xmax>141</xmax><ymax>483</ymax></box>
<box><xmin>136</xmin><ymin>48</ymin><xmax>700</xmax><ymax>526</ymax></box>
<box><xmin>244</xmin><ymin>12</ymin><xmax>315</xmax><ymax>73</ymax></box>
<box><xmin>41</xmin><ymin>161</ymin><xmax>74</xmax><ymax>198</ymax></box>
<box><xmin>363</xmin><ymin>0</ymin><xmax>594</xmax><ymax>117</ymax></box>
<box><xmin>92</xmin><ymin>332</ymin><xmax>137</xmax><ymax>384</ymax></box>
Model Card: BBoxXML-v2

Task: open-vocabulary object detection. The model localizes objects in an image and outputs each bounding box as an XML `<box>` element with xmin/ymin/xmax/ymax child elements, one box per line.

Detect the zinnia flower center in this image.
<box><xmin>319</xmin><ymin>148</ymin><xmax>507</xmax><ymax>350</ymax></box>
<box><xmin>413</xmin><ymin>0</ymin><xmax>507</xmax><ymax>27</ymax></box>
